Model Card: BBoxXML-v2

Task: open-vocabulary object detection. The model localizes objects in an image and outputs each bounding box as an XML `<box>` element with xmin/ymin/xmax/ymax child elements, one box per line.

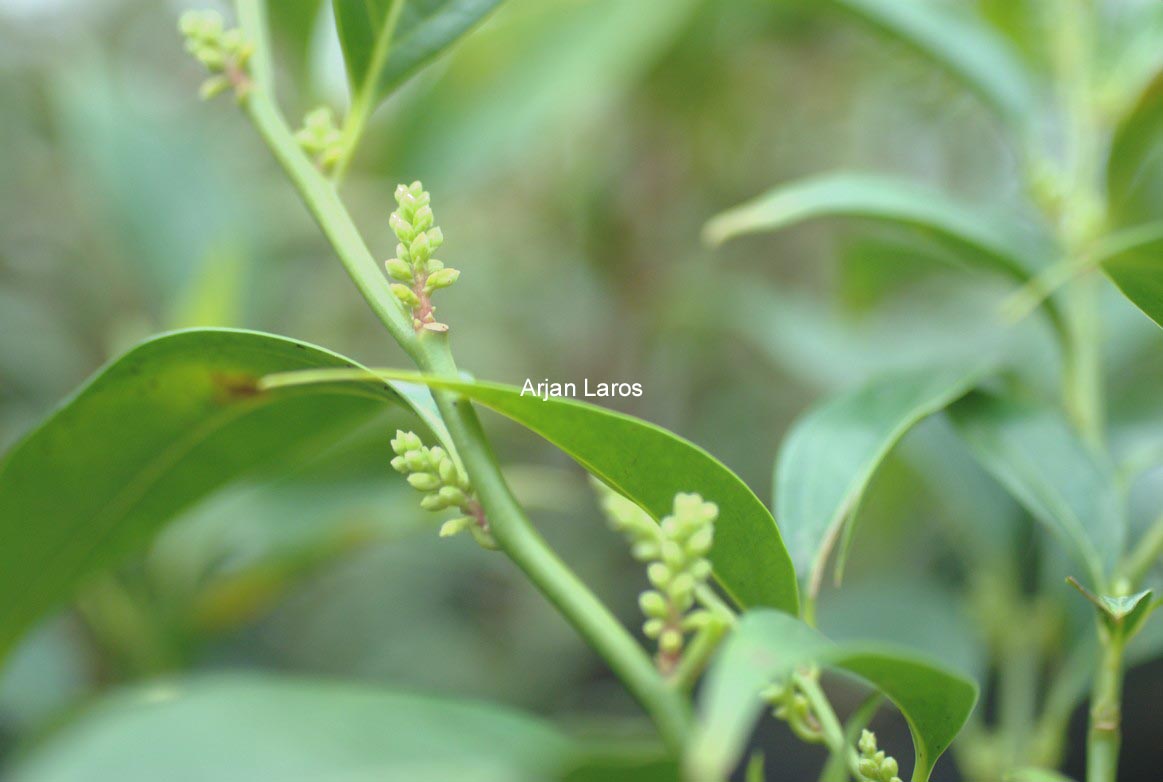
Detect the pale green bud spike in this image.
<box><xmin>390</xmin><ymin>284</ymin><xmax>420</xmax><ymax>308</ymax></box>
<box><xmin>424</xmin><ymin>268</ymin><xmax>459</xmax><ymax>292</ymax></box>
<box><xmin>438</xmin><ymin>485</ymin><xmax>466</xmax><ymax>506</ymax></box>
<box><xmin>406</xmin><ymin>473</ymin><xmax>440</xmax><ymax>492</ymax></box>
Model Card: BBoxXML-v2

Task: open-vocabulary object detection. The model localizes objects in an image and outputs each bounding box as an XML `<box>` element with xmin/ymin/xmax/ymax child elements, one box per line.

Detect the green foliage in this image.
<box><xmin>689</xmin><ymin>609</ymin><xmax>977</xmax><ymax>782</ymax></box>
<box><xmin>0</xmin><ymin>329</ymin><xmax>428</xmax><ymax>662</ymax></box>
<box><xmin>948</xmin><ymin>393</ymin><xmax>1125</xmax><ymax>588</ymax></box>
<box><xmin>334</xmin><ymin>0</ymin><xmax>505</xmax><ymax>113</ymax></box>
<box><xmin>776</xmin><ymin>364</ymin><xmax>989</xmax><ymax>598</ymax></box>
<box><xmin>9</xmin><ymin>676</ymin><xmax>572</xmax><ymax>782</ymax></box>
<box><xmin>344</xmin><ymin>371</ymin><xmax>800</xmax><ymax>615</ymax></box>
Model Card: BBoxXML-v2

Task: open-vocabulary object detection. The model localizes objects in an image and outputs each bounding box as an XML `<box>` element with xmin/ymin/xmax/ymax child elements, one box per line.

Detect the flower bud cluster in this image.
<box><xmin>178</xmin><ymin>10</ymin><xmax>253</xmax><ymax>101</ymax></box>
<box><xmin>390</xmin><ymin>430</ymin><xmax>495</xmax><ymax>549</ymax></box>
<box><xmin>598</xmin><ymin>484</ymin><xmax>717</xmax><ymax>673</ymax></box>
<box><xmin>384</xmin><ymin>182</ymin><xmax>459</xmax><ymax>333</ymax></box>
<box><xmin>761</xmin><ymin>678</ymin><xmax>824</xmax><ymax>744</ymax></box>
<box><xmin>857</xmin><ymin>730</ymin><xmax>902</xmax><ymax>782</ymax></box>
<box><xmin>295</xmin><ymin>107</ymin><xmax>344</xmax><ymax>172</ymax></box>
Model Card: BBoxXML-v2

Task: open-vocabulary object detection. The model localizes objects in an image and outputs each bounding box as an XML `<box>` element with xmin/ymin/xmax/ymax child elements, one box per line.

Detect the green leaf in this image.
<box><xmin>1066</xmin><ymin>578</ymin><xmax>1155</xmax><ymax>640</ymax></box>
<box><xmin>828</xmin><ymin>0</ymin><xmax>1038</xmax><ymax>125</ymax></box>
<box><xmin>334</xmin><ymin>0</ymin><xmax>505</xmax><ymax>110</ymax></box>
<box><xmin>9</xmin><ymin>675</ymin><xmax>570</xmax><ymax>782</ymax></box>
<box><xmin>703</xmin><ymin>174</ymin><xmax>1058</xmax><ymax>325</ymax></box>
<box><xmin>0</xmin><ymin>329</ymin><xmax>433</xmax><ymax>662</ymax></box>
<box><xmin>776</xmin><ymin>364</ymin><xmax>987</xmax><ymax>595</ymax></box>
<box><xmin>688</xmin><ymin>609</ymin><xmax>977</xmax><ymax>782</ymax></box>
<box><xmin>948</xmin><ymin>393</ymin><xmax>1125</xmax><ymax>587</ymax></box>
<box><xmin>1091</xmin><ymin>223</ymin><xmax>1163</xmax><ymax>329</ymax></box>
<box><xmin>268</xmin><ymin>0</ymin><xmax>325</xmax><ymax>86</ymax></box>
<box><xmin>1107</xmin><ymin>69</ymin><xmax>1163</xmax><ymax>228</ymax></box>
<box><xmin>262</xmin><ymin>370</ymin><xmax>799</xmax><ymax>614</ymax></box>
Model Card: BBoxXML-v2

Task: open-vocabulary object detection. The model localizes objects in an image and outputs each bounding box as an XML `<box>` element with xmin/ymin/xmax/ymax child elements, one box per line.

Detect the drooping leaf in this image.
<box><xmin>776</xmin><ymin>364</ymin><xmax>988</xmax><ymax>595</ymax></box>
<box><xmin>948</xmin><ymin>393</ymin><xmax>1126</xmax><ymax>587</ymax></box>
<box><xmin>260</xmin><ymin>370</ymin><xmax>799</xmax><ymax>614</ymax></box>
<box><xmin>334</xmin><ymin>0</ymin><xmax>505</xmax><ymax>110</ymax></box>
<box><xmin>828</xmin><ymin>0</ymin><xmax>1038</xmax><ymax>126</ymax></box>
<box><xmin>0</xmin><ymin>329</ymin><xmax>435</xmax><ymax>662</ymax></box>
<box><xmin>703</xmin><ymin>174</ymin><xmax>1059</xmax><ymax>326</ymax></box>
<box><xmin>8</xmin><ymin>675</ymin><xmax>570</xmax><ymax>782</ymax></box>
<box><xmin>688</xmin><ymin>609</ymin><xmax>977</xmax><ymax>782</ymax></box>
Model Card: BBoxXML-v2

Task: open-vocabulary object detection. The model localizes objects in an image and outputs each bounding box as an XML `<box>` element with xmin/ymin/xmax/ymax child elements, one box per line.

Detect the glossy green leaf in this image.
<box><xmin>264</xmin><ymin>370</ymin><xmax>799</xmax><ymax>614</ymax></box>
<box><xmin>948</xmin><ymin>393</ymin><xmax>1125</xmax><ymax>587</ymax></box>
<box><xmin>9</xmin><ymin>675</ymin><xmax>570</xmax><ymax>782</ymax></box>
<box><xmin>689</xmin><ymin>609</ymin><xmax>977</xmax><ymax>782</ymax></box>
<box><xmin>704</xmin><ymin>174</ymin><xmax>1055</xmax><ymax>318</ymax></box>
<box><xmin>828</xmin><ymin>0</ymin><xmax>1037</xmax><ymax>125</ymax></box>
<box><xmin>0</xmin><ymin>329</ymin><xmax>435</xmax><ymax>662</ymax></box>
<box><xmin>776</xmin><ymin>364</ymin><xmax>988</xmax><ymax>595</ymax></box>
<box><xmin>335</xmin><ymin>0</ymin><xmax>505</xmax><ymax>110</ymax></box>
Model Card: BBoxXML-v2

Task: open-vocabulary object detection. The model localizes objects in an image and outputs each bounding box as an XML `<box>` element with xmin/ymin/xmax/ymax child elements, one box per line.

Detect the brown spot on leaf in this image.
<box><xmin>211</xmin><ymin>372</ymin><xmax>263</xmax><ymax>403</ymax></box>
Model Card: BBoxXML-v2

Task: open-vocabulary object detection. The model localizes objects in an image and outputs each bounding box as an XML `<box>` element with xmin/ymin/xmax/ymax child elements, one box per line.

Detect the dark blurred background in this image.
<box><xmin>1</xmin><ymin>0</ymin><xmax>1162</xmax><ymax>779</ymax></box>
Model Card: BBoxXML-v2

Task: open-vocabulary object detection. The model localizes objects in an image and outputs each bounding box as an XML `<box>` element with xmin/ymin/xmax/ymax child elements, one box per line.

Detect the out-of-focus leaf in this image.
<box><xmin>1108</xmin><ymin>70</ymin><xmax>1163</xmax><ymax>227</ymax></box>
<box><xmin>269</xmin><ymin>0</ymin><xmax>325</xmax><ymax>86</ymax></box>
<box><xmin>260</xmin><ymin>370</ymin><xmax>799</xmax><ymax>614</ymax></box>
<box><xmin>817</xmin><ymin>579</ymin><xmax>986</xmax><ymax>681</ymax></box>
<box><xmin>1091</xmin><ymin>223</ymin><xmax>1163</xmax><ymax>329</ymax></box>
<box><xmin>0</xmin><ymin>329</ymin><xmax>427</xmax><ymax>662</ymax></box>
<box><xmin>688</xmin><ymin>609</ymin><xmax>977</xmax><ymax>782</ymax></box>
<box><xmin>1003</xmin><ymin>769</ymin><xmax>1077</xmax><ymax>782</ymax></box>
<box><xmin>704</xmin><ymin>174</ymin><xmax>1058</xmax><ymax>326</ymax></box>
<box><xmin>828</xmin><ymin>0</ymin><xmax>1038</xmax><ymax>125</ymax></box>
<box><xmin>948</xmin><ymin>393</ymin><xmax>1125</xmax><ymax>587</ymax></box>
<box><xmin>776</xmin><ymin>364</ymin><xmax>988</xmax><ymax>595</ymax></box>
<box><xmin>335</xmin><ymin>0</ymin><xmax>505</xmax><ymax>110</ymax></box>
<box><xmin>560</xmin><ymin>742</ymin><xmax>677</xmax><ymax>782</ymax></box>
<box><xmin>9</xmin><ymin>675</ymin><xmax>570</xmax><ymax>782</ymax></box>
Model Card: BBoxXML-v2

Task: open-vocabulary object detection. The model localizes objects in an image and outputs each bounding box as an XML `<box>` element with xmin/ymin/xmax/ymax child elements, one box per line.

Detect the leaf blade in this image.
<box><xmin>0</xmin><ymin>329</ymin><xmax>424</xmax><ymax>661</ymax></box>
<box><xmin>334</xmin><ymin>0</ymin><xmax>505</xmax><ymax>109</ymax></box>
<box><xmin>9</xmin><ymin>675</ymin><xmax>570</xmax><ymax>782</ymax></box>
<box><xmin>776</xmin><ymin>364</ymin><xmax>988</xmax><ymax>594</ymax></box>
<box><xmin>948</xmin><ymin>393</ymin><xmax>1125</xmax><ymax>586</ymax></box>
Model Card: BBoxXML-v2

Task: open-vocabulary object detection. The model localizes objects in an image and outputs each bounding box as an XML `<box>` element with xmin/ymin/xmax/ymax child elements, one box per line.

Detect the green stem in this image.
<box><xmin>820</xmin><ymin>694</ymin><xmax>883</xmax><ymax>782</ymax></box>
<box><xmin>671</xmin><ymin>615</ymin><xmax>729</xmax><ymax>692</ymax></box>
<box><xmin>1086</xmin><ymin>632</ymin><xmax>1125</xmax><ymax>782</ymax></box>
<box><xmin>1063</xmin><ymin>275</ymin><xmax>1104</xmax><ymax>448</ymax></box>
<box><xmin>331</xmin><ymin>0</ymin><xmax>406</xmax><ymax>182</ymax></box>
<box><xmin>798</xmin><ymin>673</ymin><xmax>862</xmax><ymax>780</ymax></box>
<box><xmin>1123</xmin><ymin>513</ymin><xmax>1163</xmax><ymax>585</ymax></box>
<box><xmin>234</xmin><ymin>0</ymin><xmax>690</xmax><ymax>752</ymax></box>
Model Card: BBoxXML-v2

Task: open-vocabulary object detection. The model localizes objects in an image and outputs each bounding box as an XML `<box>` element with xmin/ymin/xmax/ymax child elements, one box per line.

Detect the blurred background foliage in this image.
<box><xmin>1</xmin><ymin>0</ymin><xmax>1162</xmax><ymax>779</ymax></box>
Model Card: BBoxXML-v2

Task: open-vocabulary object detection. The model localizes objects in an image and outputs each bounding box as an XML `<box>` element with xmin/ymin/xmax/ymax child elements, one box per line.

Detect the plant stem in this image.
<box><xmin>1086</xmin><ymin>632</ymin><xmax>1125</xmax><ymax>782</ymax></box>
<box><xmin>798</xmin><ymin>673</ymin><xmax>861</xmax><ymax>780</ymax></box>
<box><xmin>671</xmin><ymin>615</ymin><xmax>729</xmax><ymax>692</ymax></box>
<box><xmin>1123</xmin><ymin>513</ymin><xmax>1163</xmax><ymax>585</ymax></box>
<box><xmin>234</xmin><ymin>0</ymin><xmax>691</xmax><ymax>752</ymax></box>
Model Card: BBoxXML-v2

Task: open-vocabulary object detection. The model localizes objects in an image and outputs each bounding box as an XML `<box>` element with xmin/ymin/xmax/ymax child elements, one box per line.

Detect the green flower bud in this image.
<box><xmin>439</xmin><ymin>517</ymin><xmax>472</xmax><ymax>538</ymax></box>
<box><xmin>631</xmin><ymin>541</ymin><xmax>660</xmax><ymax>560</ymax></box>
<box><xmin>858</xmin><ymin>731</ymin><xmax>877</xmax><ymax>755</ymax></box>
<box><xmin>438</xmin><ymin>485</ymin><xmax>467</xmax><ymax>507</ymax></box>
<box><xmin>409</xmin><ymin>232</ymin><xmax>432</xmax><ymax>264</ymax></box>
<box><xmin>685</xmin><ymin>526</ymin><xmax>713</xmax><ymax>556</ymax></box>
<box><xmin>437</xmin><ymin>457</ymin><xmax>459</xmax><ymax>485</ymax></box>
<box><xmin>647</xmin><ymin>562</ymin><xmax>671</xmax><ymax>589</ymax></box>
<box><xmin>384</xmin><ymin>258</ymin><xmax>413</xmax><ymax>281</ymax></box>
<box><xmin>639</xmin><ymin>590</ymin><xmax>668</xmax><ymax>619</ymax></box>
<box><xmin>424</xmin><ymin>267</ymin><xmax>460</xmax><ymax>292</ymax></box>
<box><xmin>643</xmin><ymin>618</ymin><xmax>665</xmax><ymax>638</ymax></box>
<box><xmin>427</xmin><ymin>226</ymin><xmax>444</xmax><ymax>248</ymax></box>
<box><xmin>199</xmin><ymin>75</ymin><xmax>230</xmax><ymax>100</ymax></box>
<box><xmin>406</xmin><ymin>472</ymin><xmax>440</xmax><ymax>492</ymax></box>
<box><xmin>389</xmin><ymin>213</ymin><xmax>414</xmax><ymax>243</ymax></box>
<box><xmin>659</xmin><ymin>628</ymin><xmax>683</xmax><ymax>654</ymax></box>
<box><xmin>390</xmin><ymin>283</ymin><xmax>420</xmax><ymax>308</ymax></box>
<box><xmin>412</xmin><ymin>205</ymin><xmax>434</xmax><ymax>231</ymax></box>
<box><xmin>389</xmin><ymin>455</ymin><xmax>407</xmax><ymax>473</ymax></box>
<box><xmin>420</xmin><ymin>494</ymin><xmax>447</xmax><ymax>512</ymax></box>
